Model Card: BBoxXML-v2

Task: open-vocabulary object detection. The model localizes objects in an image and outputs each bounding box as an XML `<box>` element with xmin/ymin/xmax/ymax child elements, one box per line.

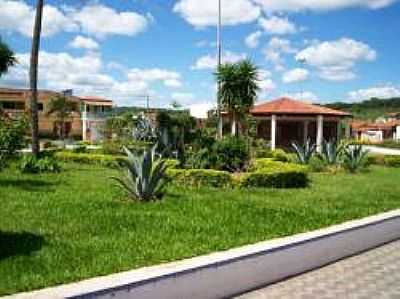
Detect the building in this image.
<box><xmin>80</xmin><ymin>96</ymin><xmax>113</xmax><ymax>142</ymax></box>
<box><xmin>0</xmin><ymin>87</ymin><xmax>113</xmax><ymax>142</ymax></box>
<box><xmin>250</xmin><ymin>97</ymin><xmax>352</xmax><ymax>151</ymax></box>
<box><xmin>351</xmin><ymin>120</ymin><xmax>400</xmax><ymax>142</ymax></box>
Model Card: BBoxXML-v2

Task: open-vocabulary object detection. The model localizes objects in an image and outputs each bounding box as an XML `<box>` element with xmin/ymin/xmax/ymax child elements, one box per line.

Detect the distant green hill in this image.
<box><xmin>325</xmin><ymin>97</ymin><xmax>400</xmax><ymax>120</ymax></box>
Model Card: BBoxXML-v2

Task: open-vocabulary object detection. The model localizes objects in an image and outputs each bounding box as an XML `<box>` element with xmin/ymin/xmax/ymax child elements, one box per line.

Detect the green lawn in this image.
<box><xmin>1</xmin><ymin>164</ymin><xmax>400</xmax><ymax>295</ymax></box>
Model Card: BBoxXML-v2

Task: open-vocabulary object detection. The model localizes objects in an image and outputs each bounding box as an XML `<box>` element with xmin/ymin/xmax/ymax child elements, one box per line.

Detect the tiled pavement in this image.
<box><xmin>234</xmin><ymin>240</ymin><xmax>400</xmax><ymax>299</ymax></box>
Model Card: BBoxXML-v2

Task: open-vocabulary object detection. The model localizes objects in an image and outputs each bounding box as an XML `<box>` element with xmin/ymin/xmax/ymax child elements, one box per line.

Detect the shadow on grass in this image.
<box><xmin>0</xmin><ymin>179</ymin><xmax>57</xmax><ymax>192</ymax></box>
<box><xmin>0</xmin><ymin>231</ymin><xmax>45</xmax><ymax>260</ymax></box>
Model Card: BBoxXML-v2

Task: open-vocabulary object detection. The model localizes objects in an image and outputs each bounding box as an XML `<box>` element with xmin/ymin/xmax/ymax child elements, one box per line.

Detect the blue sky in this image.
<box><xmin>1</xmin><ymin>0</ymin><xmax>400</xmax><ymax>116</ymax></box>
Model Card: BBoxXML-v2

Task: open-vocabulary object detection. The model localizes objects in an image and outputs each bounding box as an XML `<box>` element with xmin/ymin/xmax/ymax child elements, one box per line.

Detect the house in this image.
<box><xmin>0</xmin><ymin>87</ymin><xmax>113</xmax><ymax>142</ymax></box>
<box><xmin>351</xmin><ymin>120</ymin><xmax>400</xmax><ymax>142</ymax></box>
<box><xmin>249</xmin><ymin>97</ymin><xmax>352</xmax><ymax>151</ymax></box>
<box><xmin>80</xmin><ymin>96</ymin><xmax>113</xmax><ymax>142</ymax></box>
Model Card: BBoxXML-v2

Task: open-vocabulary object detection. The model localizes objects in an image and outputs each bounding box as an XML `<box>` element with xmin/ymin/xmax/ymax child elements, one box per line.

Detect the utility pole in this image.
<box><xmin>217</xmin><ymin>0</ymin><xmax>223</xmax><ymax>138</ymax></box>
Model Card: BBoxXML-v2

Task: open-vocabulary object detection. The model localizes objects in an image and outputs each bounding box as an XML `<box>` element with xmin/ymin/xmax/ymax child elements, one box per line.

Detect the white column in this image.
<box><xmin>345</xmin><ymin>121</ymin><xmax>351</xmax><ymax>139</ymax></box>
<box><xmin>271</xmin><ymin>114</ymin><xmax>277</xmax><ymax>150</ymax></box>
<box><xmin>396</xmin><ymin>126</ymin><xmax>400</xmax><ymax>140</ymax></box>
<box><xmin>316</xmin><ymin>115</ymin><xmax>324</xmax><ymax>153</ymax></box>
<box><xmin>336</xmin><ymin>121</ymin><xmax>341</xmax><ymax>141</ymax></box>
<box><xmin>303</xmin><ymin>121</ymin><xmax>309</xmax><ymax>144</ymax></box>
<box><xmin>82</xmin><ymin>104</ymin><xmax>87</xmax><ymax>141</ymax></box>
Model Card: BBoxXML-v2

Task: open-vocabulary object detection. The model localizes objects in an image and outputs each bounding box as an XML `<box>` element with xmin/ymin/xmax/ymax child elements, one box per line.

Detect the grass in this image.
<box><xmin>1</xmin><ymin>163</ymin><xmax>400</xmax><ymax>295</ymax></box>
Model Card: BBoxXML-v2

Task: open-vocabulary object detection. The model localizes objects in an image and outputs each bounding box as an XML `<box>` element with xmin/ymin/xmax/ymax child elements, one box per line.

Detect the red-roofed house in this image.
<box><xmin>250</xmin><ymin>97</ymin><xmax>352</xmax><ymax>151</ymax></box>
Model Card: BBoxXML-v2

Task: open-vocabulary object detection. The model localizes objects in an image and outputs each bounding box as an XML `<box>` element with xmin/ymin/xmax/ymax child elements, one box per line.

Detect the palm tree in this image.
<box><xmin>30</xmin><ymin>0</ymin><xmax>44</xmax><ymax>157</ymax></box>
<box><xmin>47</xmin><ymin>95</ymin><xmax>75</xmax><ymax>141</ymax></box>
<box><xmin>0</xmin><ymin>37</ymin><xmax>17</xmax><ymax>77</ymax></box>
<box><xmin>215</xmin><ymin>59</ymin><xmax>259</xmax><ymax>136</ymax></box>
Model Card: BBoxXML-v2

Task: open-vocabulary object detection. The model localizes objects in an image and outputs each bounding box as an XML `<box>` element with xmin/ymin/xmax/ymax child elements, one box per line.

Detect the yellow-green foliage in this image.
<box><xmin>250</xmin><ymin>158</ymin><xmax>307</xmax><ymax>172</ymax></box>
<box><xmin>383</xmin><ymin>156</ymin><xmax>400</xmax><ymax>167</ymax></box>
<box><xmin>241</xmin><ymin>158</ymin><xmax>309</xmax><ymax>188</ymax></box>
<box><xmin>167</xmin><ymin>169</ymin><xmax>233</xmax><ymax>188</ymax></box>
<box><xmin>55</xmin><ymin>152</ymin><xmax>126</xmax><ymax>168</ymax></box>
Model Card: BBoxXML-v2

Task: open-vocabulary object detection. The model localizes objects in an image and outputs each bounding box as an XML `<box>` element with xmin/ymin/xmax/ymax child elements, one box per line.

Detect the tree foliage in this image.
<box><xmin>215</xmin><ymin>59</ymin><xmax>260</xmax><ymax>135</ymax></box>
<box><xmin>0</xmin><ymin>37</ymin><xmax>16</xmax><ymax>77</ymax></box>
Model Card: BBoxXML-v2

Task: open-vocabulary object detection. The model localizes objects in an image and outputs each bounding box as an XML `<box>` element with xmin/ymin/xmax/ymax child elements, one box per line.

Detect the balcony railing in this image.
<box><xmin>81</xmin><ymin>111</ymin><xmax>113</xmax><ymax>120</ymax></box>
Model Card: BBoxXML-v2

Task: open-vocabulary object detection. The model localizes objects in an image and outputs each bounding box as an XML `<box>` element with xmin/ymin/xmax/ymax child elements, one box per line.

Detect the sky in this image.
<box><xmin>1</xmin><ymin>0</ymin><xmax>400</xmax><ymax>117</ymax></box>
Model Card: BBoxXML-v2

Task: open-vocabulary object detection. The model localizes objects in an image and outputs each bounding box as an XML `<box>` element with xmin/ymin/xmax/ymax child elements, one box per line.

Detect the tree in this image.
<box><xmin>46</xmin><ymin>95</ymin><xmax>75</xmax><ymax>141</ymax></box>
<box><xmin>0</xmin><ymin>38</ymin><xmax>16</xmax><ymax>77</ymax></box>
<box><xmin>30</xmin><ymin>0</ymin><xmax>44</xmax><ymax>158</ymax></box>
<box><xmin>215</xmin><ymin>59</ymin><xmax>259</xmax><ymax>136</ymax></box>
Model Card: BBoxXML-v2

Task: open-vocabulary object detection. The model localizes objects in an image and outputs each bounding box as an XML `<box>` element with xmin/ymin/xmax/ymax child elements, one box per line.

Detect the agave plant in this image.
<box><xmin>318</xmin><ymin>140</ymin><xmax>345</xmax><ymax>165</ymax></box>
<box><xmin>342</xmin><ymin>144</ymin><xmax>369</xmax><ymax>173</ymax></box>
<box><xmin>111</xmin><ymin>146</ymin><xmax>168</xmax><ymax>201</ymax></box>
<box><xmin>292</xmin><ymin>139</ymin><xmax>316</xmax><ymax>165</ymax></box>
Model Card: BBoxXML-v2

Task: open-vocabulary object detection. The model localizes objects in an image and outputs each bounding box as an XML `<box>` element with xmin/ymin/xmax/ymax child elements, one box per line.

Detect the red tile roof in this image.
<box><xmin>79</xmin><ymin>96</ymin><xmax>113</xmax><ymax>103</ymax></box>
<box><xmin>250</xmin><ymin>97</ymin><xmax>352</xmax><ymax>117</ymax></box>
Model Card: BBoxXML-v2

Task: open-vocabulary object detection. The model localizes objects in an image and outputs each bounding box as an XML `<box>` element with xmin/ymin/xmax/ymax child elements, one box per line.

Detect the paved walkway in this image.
<box><xmin>234</xmin><ymin>240</ymin><xmax>400</xmax><ymax>299</ymax></box>
<box><xmin>364</xmin><ymin>145</ymin><xmax>400</xmax><ymax>156</ymax></box>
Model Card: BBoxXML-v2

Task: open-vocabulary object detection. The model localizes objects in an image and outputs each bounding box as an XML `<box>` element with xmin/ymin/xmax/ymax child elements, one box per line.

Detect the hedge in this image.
<box><xmin>383</xmin><ymin>156</ymin><xmax>400</xmax><ymax>167</ymax></box>
<box><xmin>238</xmin><ymin>167</ymin><xmax>309</xmax><ymax>189</ymax></box>
<box><xmin>250</xmin><ymin>158</ymin><xmax>307</xmax><ymax>172</ymax></box>
<box><xmin>167</xmin><ymin>169</ymin><xmax>233</xmax><ymax>188</ymax></box>
<box><xmin>55</xmin><ymin>152</ymin><xmax>180</xmax><ymax>169</ymax></box>
<box><xmin>254</xmin><ymin>149</ymin><xmax>290</xmax><ymax>162</ymax></box>
<box><xmin>55</xmin><ymin>152</ymin><xmax>125</xmax><ymax>168</ymax></box>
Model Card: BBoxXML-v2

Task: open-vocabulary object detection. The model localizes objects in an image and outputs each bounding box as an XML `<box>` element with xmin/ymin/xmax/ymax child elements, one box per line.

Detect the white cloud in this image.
<box><xmin>70</xmin><ymin>4</ymin><xmax>150</xmax><ymax>38</ymax></box>
<box><xmin>0</xmin><ymin>1</ymin><xmax>149</xmax><ymax>38</ymax></box>
<box><xmin>245</xmin><ymin>30</ymin><xmax>263</xmax><ymax>48</ymax></box>
<box><xmin>69</xmin><ymin>36</ymin><xmax>99</xmax><ymax>50</ymax></box>
<box><xmin>192</xmin><ymin>51</ymin><xmax>247</xmax><ymax>70</ymax></box>
<box><xmin>281</xmin><ymin>91</ymin><xmax>320</xmax><ymax>102</ymax></box>
<box><xmin>348</xmin><ymin>85</ymin><xmax>400</xmax><ymax>101</ymax></box>
<box><xmin>173</xmin><ymin>0</ymin><xmax>260</xmax><ymax>27</ymax></box>
<box><xmin>296</xmin><ymin>38</ymin><xmax>376</xmax><ymax>81</ymax></box>
<box><xmin>258</xmin><ymin>70</ymin><xmax>276</xmax><ymax>91</ymax></box>
<box><xmin>0</xmin><ymin>51</ymin><xmax>183</xmax><ymax>106</ymax></box>
<box><xmin>258</xmin><ymin>16</ymin><xmax>297</xmax><ymax>35</ymax></box>
<box><xmin>189</xmin><ymin>102</ymin><xmax>215</xmax><ymax>119</ymax></box>
<box><xmin>282</xmin><ymin>68</ymin><xmax>309</xmax><ymax>83</ymax></box>
<box><xmin>127</xmin><ymin>68</ymin><xmax>182</xmax><ymax>88</ymax></box>
<box><xmin>263</xmin><ymin>37</ymin><xmax>296</xmax><ymax>71</ymax></box>
<box><xmin>0</xmin><ymin>0</ymin><xmax>77</xmax><ymax>37</ymax></box>
<box><xmin>253</xmin><ymin>0</ymin><xmax>397</xmax><ymax>12</ymax></box>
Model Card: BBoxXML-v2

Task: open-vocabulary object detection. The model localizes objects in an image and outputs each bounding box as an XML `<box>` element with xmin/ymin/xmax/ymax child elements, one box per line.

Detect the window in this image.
<box><xmin>38</xmin><ymin>103</ymin><xmax>44</xmax><ymax>111</ymax></box>
<box><xmin>0</xmin><ymin>101</ymin><xmax>25</xmax><ymax>110</ymax></box>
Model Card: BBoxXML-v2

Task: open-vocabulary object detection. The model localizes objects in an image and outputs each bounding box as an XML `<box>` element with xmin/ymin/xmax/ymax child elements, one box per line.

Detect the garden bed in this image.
<box><xmin>1</xmin><ymin>163</ymin><xmax>400</xmax><ymax>296</ymax></box>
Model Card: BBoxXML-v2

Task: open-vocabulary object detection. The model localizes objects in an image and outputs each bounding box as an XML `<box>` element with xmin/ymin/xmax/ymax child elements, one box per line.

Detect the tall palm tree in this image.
<box><xmin>0</xmin><ymin>37</ymin><xmax>17</xmax><ymax>77</ymax></box>
<box><xmin>47</xmin><ymin>95</ymin><xmax>75</xmax><ymax>141</ymax></box>
<box><xmin>30</xmin><ymin>0</ymin><xmax>44</xmax><ymax>157</ymax></box>
<box><xmin>215</xmin><ymin>59</ymin><xmax>259</xmax><ymax>136</ymax></box>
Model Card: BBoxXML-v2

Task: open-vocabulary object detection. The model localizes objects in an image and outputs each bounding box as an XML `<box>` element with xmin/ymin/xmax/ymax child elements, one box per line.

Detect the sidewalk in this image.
<box><xmin>234</xmin><ymin>240</ymin><xmax>400</xmax><ymax>299</ymax></box>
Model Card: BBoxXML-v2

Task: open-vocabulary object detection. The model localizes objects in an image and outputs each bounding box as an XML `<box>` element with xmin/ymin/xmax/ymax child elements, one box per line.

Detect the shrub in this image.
<box><xmin>292</xmin><ymin>139</ymin><xmax>316</xmax><ymax>165</ymax></box>
<box><xmin>366</xmin><ymin>154</ymin><xmax>386</xmax><ymax>166</ymax></box>
<box><xmin>212</xmin><ymin>136</ymin><xmax>250</xmax><ymax>172</ymax></box>
<box><xmin>102</xmin><ymin>139</ymin><xmax>151</xmax><ymax>155</ymax></box>
<box><xmin>20</xmin><ymin>155</ymin><xmax>61</xmax><ymax>174</ymax></box>
<box><xmin>308</xmin><ymin>156</ymin><xmax>327</xmax><ymax>173</ymax></box>
<box><xmin>55</xmin><ymin>152</ymin><xmax>126</xmax><ymax>168</ymax></box>
<box><xmin>383</xmin><ymin>156</ymin><xmax>400</xmax><ymax>167</ymax></box>
<box><xmin>250</xmin><ymin>158</ymin><xmax>306</xmax><ymax>172</ymax></box>
<box><xmin>167</xmin><ymin>169</ymin><xmax>233</xmax><ymax>188</ymax></box>
<box><xmin>238</xmin><ymin>167</ymin><xmax>309</xmax><ymax>189</ymax></box>
<box><xmin>342</xmin><ymin>145</ymin><xmax>369</xmax><ymax>173</ymax></box>
<box><xmin>0</xmin><ymin>115</ymin><xmax>27</xmax><ymax>170</ymax></box>
<box><xmin>317</xmin><ymin>140</ymin><xmax>345</xmax><ymax>165</ymax></box>
<box><xmin>164</xmin><ymin>159</ymin><xmax>180</xmax><ymax>169</ymax></box>
<box><xmin>111</xmin><ymin>146</ymin><xmax>168</xmax><ymax>201</ymax></box>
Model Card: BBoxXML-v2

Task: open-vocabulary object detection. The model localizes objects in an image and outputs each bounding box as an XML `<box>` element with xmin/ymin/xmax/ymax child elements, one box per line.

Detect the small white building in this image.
<box><xmin>80</xmin><ymin>96</ymin><xmax>113</xmax><ymax>142</ymax></box>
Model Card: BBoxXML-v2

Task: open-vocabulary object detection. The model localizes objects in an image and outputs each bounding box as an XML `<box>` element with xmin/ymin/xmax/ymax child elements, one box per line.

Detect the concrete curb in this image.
<box><xmin>5</xmin><ymin>210</ymin><xmax>400</xmax><ymax>299</ymax></box>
